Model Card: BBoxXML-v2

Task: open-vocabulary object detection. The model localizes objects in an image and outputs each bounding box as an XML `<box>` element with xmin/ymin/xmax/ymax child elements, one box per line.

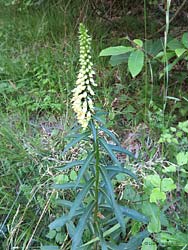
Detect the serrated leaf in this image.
<box><xmin>100</xmin><ymin>167</ymin><xmax>125</xmax><ymax>234</ymax></box>
<box><xmin>100</xmin><ymin>46</ymin><xmax>134</xmax><ymax>56</ymax></box>
<box><xmin>176</xmin><ymin>151</ymin><xmax>188</xmax><ymax>165</ymax></box>
<box><xmin>175</xmin><ymin>48</ymin><xmax>186</xmax><ymax>57</ymax></box>
<box><xmin>150</xmin><ymin>188</ymin><xmax>166</xmax><ymax>203</ymax></box>
<box><xmin>182</xmin><ymin>32</ymin><xmax>188</xmax><ymax>48</ymax></box>
<box><xmin>109</xmin><ymin>144</ymin><xmax>135</xmax><ymax>159</ymax></box>
<box><xmin>99</xmin><ymin>138</ymin><xmax>121</xmax><ymax>166</ymax></box>
<box><xmin>62</xmin><ymin>131</ymin><xmax>90</xmax><ymax>155</ymax></box>
<box><xmin>72</xmin><ymin>201</ymin><xmax>95</xmax><ymax>250</ymax></box>
<box><xmin>161</xmin><ymin>178</ymin><xmax>176</xmax><ymax>192</ymax></box>
<box><xmin>128</xmin><ymin>50</ymin><xmax>144</xmax><ymax>77</ymax></box>
<box><xmin>74</xmin><ymin>151</ymin><xmax>94</xmax><ymax>188</ymax></box>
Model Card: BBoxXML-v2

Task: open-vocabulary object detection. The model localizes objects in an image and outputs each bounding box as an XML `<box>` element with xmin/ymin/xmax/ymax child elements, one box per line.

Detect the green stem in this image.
<box><xmin>94</xmin><ymin>134</ymin><xmax>100</xmax><ymax>222</ymax></box>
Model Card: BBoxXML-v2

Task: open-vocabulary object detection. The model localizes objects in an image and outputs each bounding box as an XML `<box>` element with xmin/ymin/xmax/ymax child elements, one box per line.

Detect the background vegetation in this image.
<box><xmin>0</xmin><ymin>0</ymin><xmax>188</xmax><ymax>249</ymax></box>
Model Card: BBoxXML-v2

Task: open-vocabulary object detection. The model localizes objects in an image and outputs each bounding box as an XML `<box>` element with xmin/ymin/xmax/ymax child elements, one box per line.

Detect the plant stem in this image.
<box><xmin>94</xmin><ymin>133</ymin><xmax>100</xmax><ymax>222</ymax></box>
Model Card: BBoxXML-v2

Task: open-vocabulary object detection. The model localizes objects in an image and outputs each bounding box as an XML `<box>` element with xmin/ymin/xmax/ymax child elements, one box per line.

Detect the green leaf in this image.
<box><xmin>74</xmin><ymin>151</ymin><xmax>94</xmax><ymax>188</ymax></box>
<box><xmin>72</xmin><ymin>201</ymin><xmax>95</xmax><ymax>250</ymax></box>
<box><xmin>128</xmin><ymin>50</ymin><xmax>144</xmax><ymax>77</ymax></box>
<box><xmin>150</xmin><ymin>188</ymin><xmax>166</xmax><ymax>203</ymax></box>
<box><xmin>49</xmin><ymin>215</ymin><xmax>68</xmax><ymax>230</ymax></box>
<box><xmin>57</xmin><ymin>160</ymin><xmax>84</xmax><ymax>171</ymax></box>
<box><xmin>141</xmin><ymin>237</ymin><xmax>157</xmax><ymax>250</ymax></box>
<box><xmin>110</xmin><ymin>53</ymin><xmax>130</xmax><ymax>66</ymax></box>
<box><xmin>89</xmin><ymin>120</ymin><xmax>97</xmax><ymax>143</ymax></box>
<box><xmin>62</xmin><ymin>131</ymin><xmax>90</xmax><ymax>155</ymax></box>
<box><xmin>99</xmin><ymin>138</ymin><xmax>121</xmax><ymax>166</ymax></box>
<box><xmin>109</xmin><ymin>144</ymin><xmax>135</xmax><ymax>159</ymax></box>
<box><xmin>100</xmin><ymin>167</ymin><xmax>125</xmax><ymax>233</ymax></box>
<box><xmin>167</xmin><ymin>38</ymin><xmax>184</xmax><ymax>50</ymax></box>
<box><xmin>53</xmin><ymin>182</ymin><xmax>83</xmax><ymax>190</ymax></box>
<box><xmin>142</xmin><ymin>203</ymin><xmax>161</xmax><ymax>233</ymax></box>
<box><xmin>162</xmin><ymin>165</ymin><xmax>176</xmax><ymax>173</ymax></box>
<box><xmin>41</xmin><ymin>246</ymin><xmax>59</xmax><ymax>250</ymax></box>
<box><xmin>46</xmin><ymin>230</ymin><xmax>56</xmax><ymax>239</ymax></box>
<box><xmin>99</xmin><ymin>46</ymin><xmax>134</xmax><ymax>56</ymax></box>
<box><xmin>133</xmin><ymin>39</ymin><xmax>143</xmax><ymax>47</ymax></box>
<box><xmin>99</xmin><ymin>126</ymin><xmax>120</xmax><ymax>146</ymax></box>
<box><xmin>70</xmin><ymin>170</ymin><xmax>77</xmax><ymax>181</ymax></box>
<box><xmin>144</xmin><ymin>174</ymin><xmax>161</xmax><ymax>188</ymax></box>
<box><xmin>69</xmin><ymin>178</ymin><xmax>95</xmax><ymax>219</ymax></box>
<box><xmin>161</xmin><ymin>178</ymin><xmax>176</xmax><ymax>192</ymax></box>
<box><xmin>106</xmin><ymin>165</ymin><xmax>138</xmax><ymax>181</ymax></box>
<box><xmin>184</xmin><ymin>183</ymin><xmax>188</xmax><ymax>193</ymax></box>
<box><xmin>182</xmin><ymin>32</ymin><xmax>188</xmax><ymax>48</ymax></box>
<box><xmin>176</xmin><ymin>151</ymin><xmax>188</xmax><ymax>165</ymax></box>
<box><xmin>175</xmin><ymin>48</ymin><xmax>186</xmax><ymax>57</ymax></box>
<box><xmin>120</xmin><ymin>205</ymin><xmax>148</xmax><ymax>223</ymax></box>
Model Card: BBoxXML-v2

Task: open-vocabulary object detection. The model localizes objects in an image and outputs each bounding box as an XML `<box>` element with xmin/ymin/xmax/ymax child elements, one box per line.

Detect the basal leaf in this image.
<box><xmin>100</xmin><ymin>46</ymin><xmax>134</xmax><ymax>57</ymax></box>
<box><xmin>128</xmin><ymin>50</ymin><xmax>144</xmax><ymax>78</ymax></box>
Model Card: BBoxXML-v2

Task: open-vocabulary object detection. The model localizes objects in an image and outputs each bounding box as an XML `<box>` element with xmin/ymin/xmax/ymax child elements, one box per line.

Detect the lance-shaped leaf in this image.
<box><xmin>100</xmin><ymin>167</ymin><xmax>125</xmax><ymax>234</ymax></box>
<box><xmin>57</xmin><ymin>160</ymin><xmax>84</xmax><ymax>171</ymax></box>
<box><xmin>62</xmin><ymin>131</ymin><xmax>90</xmax><ymax>155</ymax></box>
<box><xmin>49</xmin><ymin>178</ymin><xmax>94</xmax><ymax>230</ymax></box>
<box><xmin>53</xmin><ymin>182</ymin><xmax>83</xmax><ymax>190</ymax></box>
<box><xmin>108</xmin><ymin>144</ymin><xmax>135</xmax><ymax>159</ymax></box>
<box><xmin>100</xmin><ymin>126</ymin><xmax>120</xmax><ymax>146</ymax></box>
<box><xmin>72</xmin><ymin>201</ymin><xmax>95</xmax><ymax>250</ymax></box>
<box><xmin>99</xmin><ymin>138</ymin><xmax>121</xmax><ymax>166</ymax></box>
<box><xmin>74</xmin><ymin>151</ymin><xmax>95</xmax><ymax>188</ymax></box>
<box><xmin>89</xmin><ymin>120</ymin><xmax>97</xmax><ymax>143</ymax></box>
<box><xmin>106</xmin><ymin>165</ymin><xmax>138</xmax><ymax>181</ymax></box>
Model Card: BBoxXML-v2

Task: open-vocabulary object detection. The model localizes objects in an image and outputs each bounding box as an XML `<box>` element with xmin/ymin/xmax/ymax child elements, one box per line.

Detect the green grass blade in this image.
<box><xmin>72</xmin><ymin>201</ymin><xmax>95</xmax><ymax>250</ymax></box>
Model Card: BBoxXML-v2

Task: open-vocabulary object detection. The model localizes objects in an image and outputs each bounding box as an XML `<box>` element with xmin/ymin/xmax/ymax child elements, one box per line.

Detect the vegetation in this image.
<box><xmin>0</xmin><ymin>1</ymin><xmax>188</xmax><ymax>250</ymax></box>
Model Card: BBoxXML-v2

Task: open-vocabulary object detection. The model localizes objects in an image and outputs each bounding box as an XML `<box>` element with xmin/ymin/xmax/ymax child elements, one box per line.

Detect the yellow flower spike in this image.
<box><xmin>71</xmin><ymin>23</ymin><xmax>96</xmax><ymax>129</ymax></box>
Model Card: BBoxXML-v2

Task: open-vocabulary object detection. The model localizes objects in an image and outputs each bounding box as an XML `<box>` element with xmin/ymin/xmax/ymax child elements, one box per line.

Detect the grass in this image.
<box><xmin>0</xmin><ymin>1</ymin><xmax>188</xmax><ymax>249</ymax></box>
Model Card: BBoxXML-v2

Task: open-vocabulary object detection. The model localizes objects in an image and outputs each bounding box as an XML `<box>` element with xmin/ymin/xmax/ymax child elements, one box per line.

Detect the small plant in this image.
<box><xmin>42</xmin><ymin>23</ymin><xmax>149</xmax><ymax>250</ymax></box>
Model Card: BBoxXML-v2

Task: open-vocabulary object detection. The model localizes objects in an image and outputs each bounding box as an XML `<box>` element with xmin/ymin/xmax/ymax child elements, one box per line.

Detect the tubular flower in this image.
<box><xmin>71</xmin><ymin>23</ymin><xmax>97</xmax><ymax>129</ymax></box>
